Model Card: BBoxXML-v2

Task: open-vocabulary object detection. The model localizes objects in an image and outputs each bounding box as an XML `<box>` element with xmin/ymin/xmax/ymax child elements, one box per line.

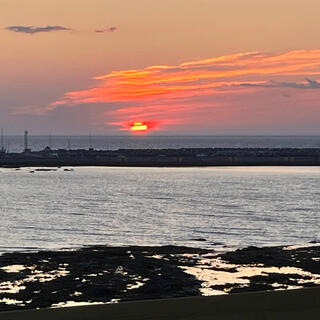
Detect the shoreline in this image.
<box><xmin>0</xmin><ymin>243</ymin><xmax>319</xmax><ymax>311</ymax></box>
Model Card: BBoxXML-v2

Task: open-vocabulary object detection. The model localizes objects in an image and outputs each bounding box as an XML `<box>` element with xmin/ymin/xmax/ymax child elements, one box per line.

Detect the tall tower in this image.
<box><xmin>88</xmin><ymin>133</ymin><xmax>93</xmax><ymax>151</ymax></box>
<box><xmin>0</xmin><ymin>128</ymin><xmax>4</xmax><ymax>152</ymax></box>
<box><xmin>24</xmin><ymin>130</ymin><xmax>28</xmax><ymax>152</ymax></box>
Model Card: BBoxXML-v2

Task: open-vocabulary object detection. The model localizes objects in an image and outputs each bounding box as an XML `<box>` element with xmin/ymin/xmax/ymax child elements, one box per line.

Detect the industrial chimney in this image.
<box><xmin>24</xmin><ymin>130</ymin><xmax>31</xmax><ymax>153</ymax></box>
<box><xmin>0</xmin><ymin>128</ymin><xmax>4</xmax><ymax>152</ymax></box>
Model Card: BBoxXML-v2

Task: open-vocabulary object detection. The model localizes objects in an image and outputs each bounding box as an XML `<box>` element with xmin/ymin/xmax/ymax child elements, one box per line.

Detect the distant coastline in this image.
<box><xmin>0</xmin><ymin>147</ymin><xmax>320</xmax><ymax>167</ymax></box>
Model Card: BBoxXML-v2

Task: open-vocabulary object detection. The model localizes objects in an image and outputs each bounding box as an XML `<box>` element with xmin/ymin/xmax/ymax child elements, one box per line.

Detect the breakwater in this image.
<box><xmin>0</xmin><ymin>147</ymin><xmax>320</xmax><ymax>167</ymax></box>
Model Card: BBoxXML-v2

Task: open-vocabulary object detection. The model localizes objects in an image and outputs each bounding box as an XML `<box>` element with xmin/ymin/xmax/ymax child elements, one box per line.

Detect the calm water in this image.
<box><xmin>0</xmin><ymin>166</ymin><xmax>319</xmax><ymax>253</ymax></box>
<box><xmin>3</xmin><ymin>135</ymin><xmax>320</xmax><ymax>153</ymax></box>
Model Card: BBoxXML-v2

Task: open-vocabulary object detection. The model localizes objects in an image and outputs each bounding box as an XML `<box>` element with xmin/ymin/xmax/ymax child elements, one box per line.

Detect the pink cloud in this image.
<box><xmin>47</xmin><ymin>49</ymin><xmax>320</xmax><ymax>133</ymax></box>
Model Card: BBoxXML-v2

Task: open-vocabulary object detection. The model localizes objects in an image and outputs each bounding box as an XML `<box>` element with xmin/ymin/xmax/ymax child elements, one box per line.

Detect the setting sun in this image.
<box><xmin>130</xmin><ymin>122</ymin><xmax>148</xmax><ymax>132</ymax></box>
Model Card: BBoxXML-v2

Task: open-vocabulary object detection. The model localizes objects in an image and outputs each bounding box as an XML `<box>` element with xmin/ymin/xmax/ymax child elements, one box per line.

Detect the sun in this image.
<box><xmin>130</xmin><ymin>121</ymin><xmax>148</xmax><ymax>132</ymax></box>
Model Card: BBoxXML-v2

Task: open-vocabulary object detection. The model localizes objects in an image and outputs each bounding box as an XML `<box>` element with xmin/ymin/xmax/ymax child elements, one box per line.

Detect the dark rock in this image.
<box><xmin>0</xmin><ymin>244</ymin><xmax>319</xmax><ymax>311</ymax></box>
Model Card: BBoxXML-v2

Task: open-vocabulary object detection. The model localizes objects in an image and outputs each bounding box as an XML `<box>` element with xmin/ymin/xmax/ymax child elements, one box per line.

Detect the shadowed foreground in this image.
<box><xmin>1</xmin><ymin>287</ymin><xmax>320</xmax><ymax>320</ymax></box>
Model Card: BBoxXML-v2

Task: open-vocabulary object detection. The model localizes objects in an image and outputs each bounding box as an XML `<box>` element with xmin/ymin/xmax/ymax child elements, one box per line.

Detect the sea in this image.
<box><xmin>3</xmin><ymin>135</ymin><xmax>320</xmax><ymax>153</ymax></box>
<box><xmin>0</xmin><ymin>135</ymin><xmax>319</xmax><ymax>253</ymax></box>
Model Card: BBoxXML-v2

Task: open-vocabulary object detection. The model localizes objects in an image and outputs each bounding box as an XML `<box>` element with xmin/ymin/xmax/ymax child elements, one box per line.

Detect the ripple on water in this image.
<box><xmin>0</xmin><ymin>166</ymin><xmax>319</xmax><ymax>251</ymax></box>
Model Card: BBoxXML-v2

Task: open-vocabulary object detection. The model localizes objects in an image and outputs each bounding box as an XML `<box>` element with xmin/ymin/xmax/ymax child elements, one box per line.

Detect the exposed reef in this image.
<box><xmin>0</xmin><ymin>244</ymin><xmax>319</xmax><ymax>311</ymax></box>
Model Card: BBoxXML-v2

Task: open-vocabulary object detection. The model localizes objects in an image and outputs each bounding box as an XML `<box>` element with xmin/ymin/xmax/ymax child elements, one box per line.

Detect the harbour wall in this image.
<box><xmin>0</xmin><ymin>148</ymin><xmax>320</xmax><ymax>167</ymax></box>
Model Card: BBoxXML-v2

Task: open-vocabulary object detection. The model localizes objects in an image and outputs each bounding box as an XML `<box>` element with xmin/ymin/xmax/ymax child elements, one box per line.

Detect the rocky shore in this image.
<box><xmin>0</xmin><ymin>244</ymin><xmax>319</xmax><ymax>311</ymax></box>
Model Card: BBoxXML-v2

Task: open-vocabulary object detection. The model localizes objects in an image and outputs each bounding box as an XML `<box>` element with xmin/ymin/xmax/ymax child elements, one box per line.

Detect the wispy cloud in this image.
<box><xmin>48</xmin><ymin>49</ymin><xmax>320</xmax><ymax>132</ymax></box>
<box><xmin>95</xmin><ymin>27</ymin><xmax>118</xmax><ymax>33</ymax></box>
<box><xmin>5</xmin><ymin>25</ymin><xmax>71</xmax><ymax>34</ymax></box>
<box><xmin>5</xmin><ymin>25</ymin><xmax>120</xmax><ymax>35</ymax></box>
<box><xmin>240</xmin><ymin>78</ymin><xmax>320</xmax><ymax>89</ymax></box>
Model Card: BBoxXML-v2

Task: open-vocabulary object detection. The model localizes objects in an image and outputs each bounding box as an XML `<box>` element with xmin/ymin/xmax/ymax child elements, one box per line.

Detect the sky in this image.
<box><xmin>1</xmin><ymin>0</ymin><xmax>320</xmax><ymax>135</ymax></box>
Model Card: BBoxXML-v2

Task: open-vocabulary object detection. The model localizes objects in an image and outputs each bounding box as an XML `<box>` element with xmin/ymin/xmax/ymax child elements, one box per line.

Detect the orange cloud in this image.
<box><xmin>49</xmin><ymin>49</ymin><xmax>320</xmax><ymax>132</ymax></box>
